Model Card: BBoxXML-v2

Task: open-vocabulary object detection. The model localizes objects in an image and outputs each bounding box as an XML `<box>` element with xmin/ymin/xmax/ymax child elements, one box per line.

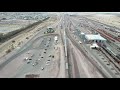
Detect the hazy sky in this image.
<box><xmin>47</xmin><ymin>12</ymin><xmax>120</xmax><ymax>15</ymax></box>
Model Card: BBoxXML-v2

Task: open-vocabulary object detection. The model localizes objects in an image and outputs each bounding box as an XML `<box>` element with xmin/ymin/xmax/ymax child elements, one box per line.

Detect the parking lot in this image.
<box><xmin>0</xmin><ymin>35</ymin><xmax>60</xmax><ymax>78</ymax></box>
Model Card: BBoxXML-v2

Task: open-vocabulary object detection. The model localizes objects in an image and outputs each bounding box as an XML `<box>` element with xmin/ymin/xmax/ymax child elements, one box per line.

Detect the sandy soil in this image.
<box><xmin>68</xmin><ymin>39</ymin><xmax>103</xmax><ymax>78</ymax></box>
<box><xmin>87</xmin><ymin>14</ymin><xmax>120</xmax><ymax>29</ymax></box>
<box><xmin>0</xmin><ymin>17</ymin><xmax>57</xmax><ymax>58</ymax></box>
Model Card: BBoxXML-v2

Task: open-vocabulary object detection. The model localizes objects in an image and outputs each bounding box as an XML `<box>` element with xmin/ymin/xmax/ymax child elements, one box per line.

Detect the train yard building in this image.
<box><xmin>84</xmin><ymin>34</ymin><xmax>106</xmax><ymax>44</ymax></box>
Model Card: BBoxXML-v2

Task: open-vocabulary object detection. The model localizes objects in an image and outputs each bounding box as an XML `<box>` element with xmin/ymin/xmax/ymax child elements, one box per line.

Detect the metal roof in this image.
<box><xmin>85</xmin><ymin>34</ymin><xmax>106</xmax><ymax>41</ymax></box>
<box><xmin>81</xmin><ymin>32</ymin><xmax>85</xmax><ymax>34</ymax></box>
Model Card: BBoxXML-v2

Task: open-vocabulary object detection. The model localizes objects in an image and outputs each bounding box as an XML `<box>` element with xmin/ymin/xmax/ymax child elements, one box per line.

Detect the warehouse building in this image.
<box><xmin>84</xmin><ymin>34</ymin><xmax>106</xmax><ymax>44</ymax></box>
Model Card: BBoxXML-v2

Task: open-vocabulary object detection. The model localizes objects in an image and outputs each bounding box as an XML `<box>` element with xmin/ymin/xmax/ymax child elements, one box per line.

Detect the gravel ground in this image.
<box><xmin>69</xmin><ymin>39</ymin><xmax>103</xmax><ymax>78</ymax></box>
<box><xmin>87</xmin><ymin>14</ymin><xmax>120</xmax><ymax>29</ymax></box>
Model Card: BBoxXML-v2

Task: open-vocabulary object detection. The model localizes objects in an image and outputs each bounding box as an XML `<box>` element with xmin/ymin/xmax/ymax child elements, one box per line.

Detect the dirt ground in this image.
<box><xmin>68</xmin><ymin>39</ymin><xmax>103</xmax><ymax>78</ymax></box>
<box><xmin>87</xmin><ymin>14</ymin><xmax>120</xmax><ymax>29</ymax></box>
<box><xmin>0</xmin><ymin>17</ymin><xmax>57</xmax><ymax>58</ymax></box>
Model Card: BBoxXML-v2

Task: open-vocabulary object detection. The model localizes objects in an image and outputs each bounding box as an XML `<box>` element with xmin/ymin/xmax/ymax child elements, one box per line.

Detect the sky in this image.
<box><xmin>45</xmin><ymin>12</ymin><xmax>120</xmax><ymax>16</ymax></box>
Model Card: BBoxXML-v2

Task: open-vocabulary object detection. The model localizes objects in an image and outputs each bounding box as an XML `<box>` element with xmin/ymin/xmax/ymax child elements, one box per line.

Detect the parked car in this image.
<box><xmin>27</xmin><ymin>60</ymin><xmax>30</xmax><ymax>64</ymax></box>
<box><xmin>78</xmin><ymin>41</ymin><xmax>82</xmax><ymax>44</ymax></box>
<box><xmin>41</xmin><ymin>67</ymin><xmax>44</xmax><ymax>70</ymax></box>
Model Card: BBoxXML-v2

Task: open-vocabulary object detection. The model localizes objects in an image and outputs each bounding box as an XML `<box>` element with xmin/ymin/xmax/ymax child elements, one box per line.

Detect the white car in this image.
<box><xmin>41</xmin><ymin>67</ymin><xmax>44</xmax><ymax>70</ymax></box>
<box><xmin>32</xmin><ymin>62</ymin><xmax>38</xmax><ymax>66</ymax></box>
<box><xmin>46</xmin><ymin>61</ymin><xmax>50</xmax><ymax>65</ymax></box>
<box><xmin>90</xmin><ymin>43</ymin><xmax>99</xmax><ymax>49</ymax></box>
<box><xmin>24</xmin><ymin>57</ymin><xmax>29</xmax><ymax>60</ymax></box>
<box><xmin>31</xmin><ymin>54</ymin><xmax>34</xmax><ymax>57</ymax></box>
<box><xmin>79</xmin><ymin>41</ymin><xmax>82</xmax><ymax>44</ymax></box>
<box><xmin>38</xmin><ymin>59</ymin><xmax>41</xmax><ymax>61</ymax></box>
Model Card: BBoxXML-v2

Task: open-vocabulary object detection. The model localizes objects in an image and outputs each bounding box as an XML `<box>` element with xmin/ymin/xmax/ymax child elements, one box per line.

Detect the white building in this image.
<box><xmin>85</xmin><ymin>34</ymin><xmax>106</xmax><ymax>43</ymax></box>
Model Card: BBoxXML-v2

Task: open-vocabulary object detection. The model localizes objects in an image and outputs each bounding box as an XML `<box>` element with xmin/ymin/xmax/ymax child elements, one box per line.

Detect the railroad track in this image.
<box><xmin>69</xmin><ymin>17</ymin><xmax>95</xmax><ymax>39</ymax></box>
<box><xmin>98</xmin><ymin>47</ymin><xmax>120</xmax><ymax>76</ymax></box>
<box><xmin>65</xmin><ymin>20</ymin><xmax>108</xmax><ymax>78</ymax></box>
<box><xmin>67</xmin><ymin>16</ymin><xmax>120</xmax><ymax>77</ymax></box>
